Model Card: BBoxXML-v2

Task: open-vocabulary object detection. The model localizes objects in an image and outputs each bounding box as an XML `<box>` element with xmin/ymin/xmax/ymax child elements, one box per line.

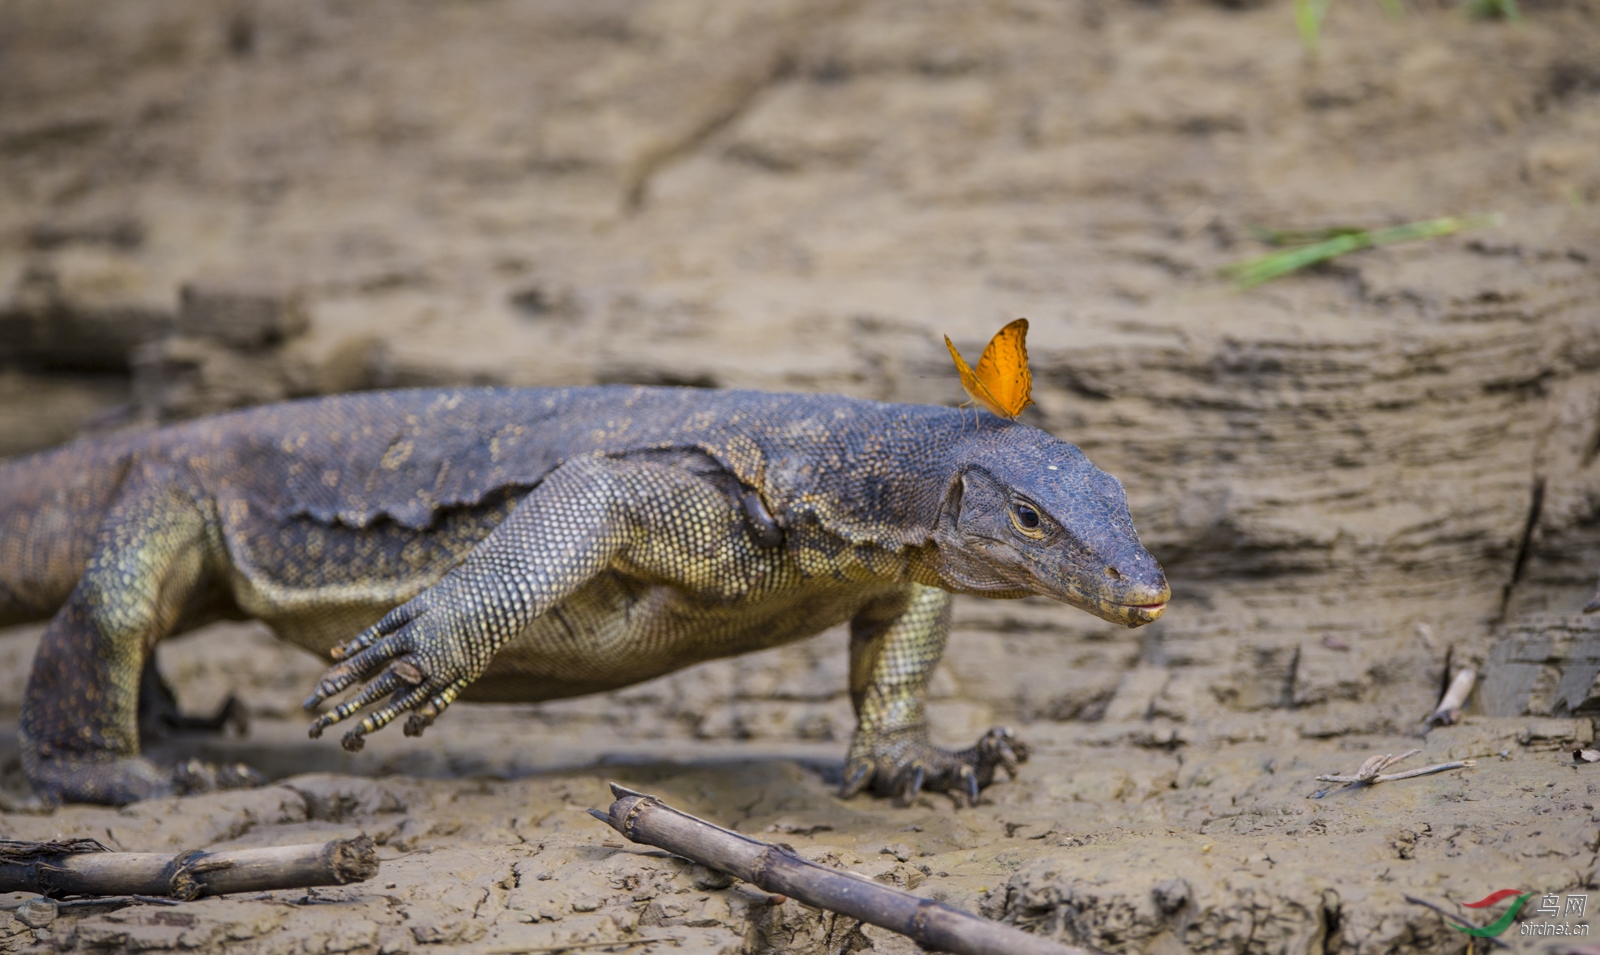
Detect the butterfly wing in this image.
<box><xmin>972</xmin><ymin>318</ymin><xmax>1033</xmax><ymax>419</ymax></box>
<box><xmin>945</xmin><ymin>335</ymin><xmax>1010</xmax><ymax>418</ymax></box>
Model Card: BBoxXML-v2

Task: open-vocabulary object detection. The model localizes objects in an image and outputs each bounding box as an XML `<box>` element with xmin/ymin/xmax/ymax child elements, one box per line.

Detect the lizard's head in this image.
<box><xmin>930</xmin><ymin>427</ymin><xmax>1169</xmax><ymax>627</ymax></box>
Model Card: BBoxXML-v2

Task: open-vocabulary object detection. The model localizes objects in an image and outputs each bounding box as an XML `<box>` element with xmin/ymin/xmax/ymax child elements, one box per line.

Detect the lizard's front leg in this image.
<box><xmin>301</xmin><ymin>455</ymin><xmax>644</xmax><ymax>750</ymax></box>
<box><xmin>841</xmin><ymin>584</ymin><xmax>1029</xmax><ymax>807</ymax></box>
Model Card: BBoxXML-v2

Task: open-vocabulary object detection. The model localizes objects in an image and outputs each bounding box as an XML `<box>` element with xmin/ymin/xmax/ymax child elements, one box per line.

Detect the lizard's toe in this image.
<box><xmin>894</xmin><ymin>762</ymin><xmax>927</xmax><ymax>807</ymax></box>
<box><xmin>958</xmin><ymin>764</ymin><xmax>980</xmax><ymax>807</ymax></box>
<box><xmin>967</xmin><ymin>726</ymin><xmax>1030</xmax><ymax>785</ymax></box>
<box><xmin>839</xmin><ymin>757</ymin><xmax>874</xmax><ymax>798</ymax></box>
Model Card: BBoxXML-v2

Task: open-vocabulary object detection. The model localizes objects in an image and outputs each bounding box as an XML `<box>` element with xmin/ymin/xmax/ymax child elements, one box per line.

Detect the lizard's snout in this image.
<box><xmin>1070</xmin><ymin>558</ymin><xmax>1169</xmax><ymax>627</ymax></box>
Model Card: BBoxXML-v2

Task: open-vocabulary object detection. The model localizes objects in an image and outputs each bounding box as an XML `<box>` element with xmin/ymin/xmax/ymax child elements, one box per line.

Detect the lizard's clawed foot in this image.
<box><xmin>172</xmin><ymin>758</ymin><xmax>268</xmax><ymax>795</ymax></box>
<box><xmin>24</xmin><ymin>751</ymin><xmax>268</xmax><ymax>806</ymax></box>
<box><xmin>840</xmin><ymin>726</ymin><xmax>1031</xmax><ymax>807</ymax></box>
<box><xmin>302</xmin><ymin>588</ymin><xmax>481</xmax><ymax>752</ymax></box>
<box><xmin>23</xmin><ymin>754</ymin><xmax>173</xmax><ymax>807</ymax></box>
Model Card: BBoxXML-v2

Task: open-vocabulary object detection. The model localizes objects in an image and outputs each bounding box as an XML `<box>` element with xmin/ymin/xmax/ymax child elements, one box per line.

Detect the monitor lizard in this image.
<box><xmin>0</xmin><ymin>386</ymin><xmax>1169</xmax><ymax>806</ymax></box>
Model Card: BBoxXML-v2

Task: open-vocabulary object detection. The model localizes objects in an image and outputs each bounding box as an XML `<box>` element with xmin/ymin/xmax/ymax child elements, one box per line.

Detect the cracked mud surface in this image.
<box><xmin>2</xmin><ymin>629</ymin><xmax>1597</xmax><ymax>954</ymax></box>
<box><xmin>3</xmin><ymin>0</ymin><xmax>1600</xmax><ymax>951</ymax></box>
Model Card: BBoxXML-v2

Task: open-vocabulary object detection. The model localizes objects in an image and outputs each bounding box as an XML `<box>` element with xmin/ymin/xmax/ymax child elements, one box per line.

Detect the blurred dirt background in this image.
<box><xmin>2</xmin><ymin>0</ymin><xmax>1600</xmax><ymax>952</ymax></box>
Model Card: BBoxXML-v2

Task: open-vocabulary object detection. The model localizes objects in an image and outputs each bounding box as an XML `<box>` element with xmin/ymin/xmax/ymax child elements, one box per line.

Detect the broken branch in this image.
<box><xmin>486</xmin><ymin>938</ymin><xmax>682</xmax><ymax>954</ymax></box>
<box><xmin>1316</xmin><ymin>750</ymin><xmax>1474</xmax><ymax>786</ymax></box>
<box><xmin>1402</xmin><ymin>895</ymin><xmax>1510</xmax><ymax>949</ymax></box>
<box><xmin>589</xmin><ymin>784</ymin><xmax>1087</xmax><ymax>955</ymax></box>
<box><xmin>0</xmin><ymin>836</ymin><xmax>377</xmax><ymax>900</ymax></box>
<box><xmin>1426</xmin><ymin>668</ymin><xmax>1476</xmax><ymax>727</ymax></box>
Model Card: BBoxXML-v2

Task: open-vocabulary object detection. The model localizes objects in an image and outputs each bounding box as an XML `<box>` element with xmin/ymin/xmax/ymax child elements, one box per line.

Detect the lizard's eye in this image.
<box><xmin>1009</xmin><ymin>501</ymin><xmax>1046</xmax><ymax>539</ymax></box>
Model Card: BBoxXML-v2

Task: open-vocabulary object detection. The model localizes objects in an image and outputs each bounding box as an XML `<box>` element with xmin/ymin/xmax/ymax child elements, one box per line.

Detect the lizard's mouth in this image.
<box><xmin>1120</xmin><ymin>600</ymin><xmax>1167</xmax><ymax>622</ymax></box>
<box><xmin>1052</xmin><ymin>588</ymin><xmax>1169</xmax><ymax>627</ymax></box>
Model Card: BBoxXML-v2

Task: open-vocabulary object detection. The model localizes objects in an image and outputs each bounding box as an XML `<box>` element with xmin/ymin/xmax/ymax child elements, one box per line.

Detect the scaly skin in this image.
<box><xmin>1</xmin><ymin>387</ymin><xmax>1169</xmax><ymax>806</ymax></box>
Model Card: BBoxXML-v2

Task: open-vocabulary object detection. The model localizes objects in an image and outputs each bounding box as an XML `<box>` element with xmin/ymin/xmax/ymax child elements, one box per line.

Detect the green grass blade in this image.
<box><xmin>1222</xmin><ymin>214</ymin><xmax>1502</xmax><ymax>289</ymax></box>
<box><xmin>1248</xmin><ymin>225</ymin><xmax>1368</xmax><ymax>247</ymax></box>
<box><xmin>1294</xmin><ymin>0</ymin><xmax>1330</xmax><ymax>54</ymax></box>
<box><xmin>1464</xmin><ymin>0</ymin><xmax>1521</xmax><ymax>20</ymax></box>
<box><xmin>1222</xmin><ymin>233</ymin><xmax>1371</xmax><ymax>287</ymax></box>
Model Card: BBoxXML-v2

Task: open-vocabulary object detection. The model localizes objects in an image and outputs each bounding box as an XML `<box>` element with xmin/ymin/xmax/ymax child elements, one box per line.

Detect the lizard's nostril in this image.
<box><xmin>1106</xmin><ymin>566</ymin><xmax>1124</xmax><ymax>580</ymax></box>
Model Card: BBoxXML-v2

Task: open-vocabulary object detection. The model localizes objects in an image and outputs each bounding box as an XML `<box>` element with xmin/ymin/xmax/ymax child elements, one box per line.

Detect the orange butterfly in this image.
<box><xmin>944</xmin><ymin>318</ymin><xmax>1034</xmax><ymax>420</ymax></box>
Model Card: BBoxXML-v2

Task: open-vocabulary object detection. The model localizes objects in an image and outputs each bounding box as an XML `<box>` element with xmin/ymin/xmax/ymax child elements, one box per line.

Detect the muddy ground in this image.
<box><xmin>3</xmin><ymin>0</ymin><xmax>1600</xmax><ymax>952</ymax></box>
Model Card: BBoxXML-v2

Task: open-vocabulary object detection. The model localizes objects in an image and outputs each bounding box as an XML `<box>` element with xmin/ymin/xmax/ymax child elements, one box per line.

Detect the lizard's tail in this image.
<box><xmin>0</xmin><ymin>438</ymin><xmax>136</xmax><ymax>627</ymax></box>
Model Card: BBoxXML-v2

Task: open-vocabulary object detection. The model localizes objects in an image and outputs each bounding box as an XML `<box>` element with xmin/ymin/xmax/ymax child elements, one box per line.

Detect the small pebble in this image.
<box><xmin>17</xmin><ymin>898</ymin><xmax>57</xmax><ymax>929</ymax></box>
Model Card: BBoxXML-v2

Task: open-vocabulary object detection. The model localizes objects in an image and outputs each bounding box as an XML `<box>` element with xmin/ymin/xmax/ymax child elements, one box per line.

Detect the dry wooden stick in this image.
<box><xmin>486</xmin><ymin>938</ymin><xmax>681</xmax><ymax>954</ymax></box>
<box><xmin>1316</xmin><ymin>749</ymin><xmax>1474</xmax><ymax>785</ymax></box>
<box><xmin>1426</xmin><ymin>668</ymin><xmax>1476</xmax><ymax>727</ymax></box>
<box><xmin>0</xmin><ymin>836</ymin><xmax>377</xmax><ymax>900</ymax></box>
<box><xmin>589</xmin><ymin>783</ymin><xmax>1090</xmax><ymax>955</ymax></box>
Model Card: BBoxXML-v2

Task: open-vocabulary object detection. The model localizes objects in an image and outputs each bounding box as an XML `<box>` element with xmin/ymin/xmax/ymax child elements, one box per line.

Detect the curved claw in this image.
<box><xmin>958</xmin><ymin>765</ymin><xmax>980</xmax><ymax>807</ymax></box>
<box><xmin>304</xmin><ymin>635</ymin><xmax>417</xmax><ymax>712</ymax></box>
<box><xmin>403</xmin><ymin>712</ymin><xmax>433</xmax><ymax>738</ymax></box>
<box><xmin>303</xmin><ymin>664</ymin><xmax>356</xmax><ymax>713</ymax></box>
<box><xmin>996</xmin><ymin>741</ymin><xmax>1020</xmax><ymax>779</ymax></box>
<box><xmin>303</xmin><ymin>663</ymin><xmax>367</xmax><ymax>712</ymax></box>
<box><xmin>331</xmin><ymin>603</ymin><xmax>420</xmax><ymax>661</ymax></box>
<box><xmin>401</xmin><ymin>679</ymin><xmax>467</xmax><ymax>738</ymax></box>
<box><xmin>896</xmin><ymin>763</ymin><xmax>926</xmax><ymax>807</ymax></box>
<box><xmin>840</xmin><ymin>758</ymin><xmax>873</xmax><ymax>798</ymax></box>
<box><xmin>974</xmin><ymin>727</ymin><xmax>1029</xmax><ymax>781</ymax></box>
<box><xmin>339</xmin><ymin>684</ymin><xmax>433</xmax><ymax>751</ymax></box>
<box><xmin>307</xmin><ymin>670</ymin><xmax>407</xmax><ymax>738</ymax></box>
<box><xmin>329</xmin><ymin>627</ymin><xmax>381</xmax><ymax>663</ymax></box>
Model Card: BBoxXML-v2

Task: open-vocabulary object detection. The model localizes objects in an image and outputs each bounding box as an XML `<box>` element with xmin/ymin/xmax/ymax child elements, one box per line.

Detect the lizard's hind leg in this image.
<box><xmin>20</xmin><ymin>468</ymin><xmax>255</xmax><ymax>806</ymax></box>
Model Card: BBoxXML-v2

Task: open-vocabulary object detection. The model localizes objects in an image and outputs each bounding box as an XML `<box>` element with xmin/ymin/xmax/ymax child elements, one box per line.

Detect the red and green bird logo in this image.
<box><xmin>1448</xmin><ymin>890</ymin><xmax>1533</xmax><ymax>938</ymax></box>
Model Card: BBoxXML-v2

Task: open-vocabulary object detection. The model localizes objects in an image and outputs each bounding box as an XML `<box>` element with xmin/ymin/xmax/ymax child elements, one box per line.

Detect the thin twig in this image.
<box><xmin>1403</xmin><ymin>896</ymin><xmax>1510</xmax><ymax>950</ymax></box>
<box><xmin>1317</xmin><ymin>760</ymin><xmax>1475</xmax><ymax>784</ymax></box>
<box><xmin>485</xmin><ymin>938</ymin><xmax>680</xmax><ymax>954</ymax></box>
<box><xmin>1427</xmin><ymin>669</ymin><xmax>1477</xmax><ymax>727</ymax></box>
<box><xmin>1315</xmin><ymin>749</ymin><xmax>1474</xmax><ymax>785</ymax></box>
<box><xmin>1</xmin><ymin>894</ymin><xmax>182</xmax><ymax>912</ymax></box>
<box><xmin>1372</xmin><ymin>761</ymin><xmax>1475</xmax><ymax>782</ymax></box>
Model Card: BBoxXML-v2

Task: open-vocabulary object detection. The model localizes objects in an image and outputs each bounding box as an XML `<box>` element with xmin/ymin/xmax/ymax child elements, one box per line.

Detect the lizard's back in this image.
<box><xmin>0</xmin><ymin>386</ymin><xmax>958</xmax><ymax>645</ymax></box>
